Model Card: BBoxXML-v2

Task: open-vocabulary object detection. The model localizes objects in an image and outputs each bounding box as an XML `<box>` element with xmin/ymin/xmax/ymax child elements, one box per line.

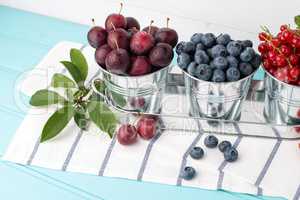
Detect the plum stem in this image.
<box><xmin>148</xmin><ymin>20</ymin><xmax>154</xmax><ymax>34</ymax></box>
<box><xmin>113</xmin><ymin>38</ymin><xmax>119</xmax><ymax>50</ymax></box>
<box><xmin>119</xmin><ymin>2</ymin><xmax>123</xmax><ymax>14</ymax></box>
<box><xmin>111</xmin><ymin>22</ymin><xmax>116</xmax><ymax>31</ymax></box>
<box><xmin>167</xmin><ymin>17</ymin><xmax>170</xmax><ymax>28</ymax></box>
<box><xmin>91</xmin><ymin>18</ymin><xmax>96</xmax><ymax>26</ymax></box>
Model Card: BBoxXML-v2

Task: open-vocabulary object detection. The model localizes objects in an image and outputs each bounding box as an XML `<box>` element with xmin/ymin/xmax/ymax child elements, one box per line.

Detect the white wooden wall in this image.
<box><xmin>1</xmin><ymin>0</ymin><xmax>300</xmax><ymax>47</ymax></box>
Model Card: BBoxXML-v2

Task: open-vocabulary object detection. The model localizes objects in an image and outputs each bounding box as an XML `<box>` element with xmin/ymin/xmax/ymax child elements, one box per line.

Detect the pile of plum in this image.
<box><xmin>87</xmin><ymin>4</ymin><xmax>178</xmax><ymax>76</ymax></box>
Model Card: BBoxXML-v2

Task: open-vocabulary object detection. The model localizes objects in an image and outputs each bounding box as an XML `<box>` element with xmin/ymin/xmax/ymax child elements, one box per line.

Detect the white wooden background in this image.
<box><xmin>1</xmin><ymin>0</ymin><xmax>300</xmax><ymax>47</ymax></box>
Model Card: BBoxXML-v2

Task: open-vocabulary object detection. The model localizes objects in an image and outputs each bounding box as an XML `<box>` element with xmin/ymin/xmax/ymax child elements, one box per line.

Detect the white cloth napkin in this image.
<box><xmin>3</xmin><ymin>41</ymin><xmax>300</xmax><ymax>200</ymax></box>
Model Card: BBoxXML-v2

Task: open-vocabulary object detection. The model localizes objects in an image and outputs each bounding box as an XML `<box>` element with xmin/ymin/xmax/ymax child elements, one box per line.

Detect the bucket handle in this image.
<box><xmin>91</xmin><ymin>77</ymin><xmax>142</xmax><ymax>113</ymax></box>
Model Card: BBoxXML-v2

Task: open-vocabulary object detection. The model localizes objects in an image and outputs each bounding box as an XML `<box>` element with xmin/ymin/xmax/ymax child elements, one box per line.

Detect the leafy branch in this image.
<box><xmin>30</xmin><ymin>48</ymin><xmax>117</xmax><ymax>142</ymax></box>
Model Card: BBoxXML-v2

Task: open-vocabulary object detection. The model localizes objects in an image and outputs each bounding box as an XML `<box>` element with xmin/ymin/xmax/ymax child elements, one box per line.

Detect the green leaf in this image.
<box><xmin>60</xmin><ymin>61</ymin><xmax>84</xmax><ymax>88</ymax></box>
<box><xmin>295</xmin><ymin>15</ymin><xmax>300</xmax><ymax>28</ymax></box>
<box><xmin>87</xmin><ymin>101</ymin><xmax>117</xmax><ymax>138</ymax></box>
<box><xmin>40</xmin><ymin>105</ymin><xmax>74</xmax><ymax>142</ymax></box>
<box><xmin>30</xmin><ymin>89</ymin><xmax>67</xmax><ymax>106</ymax></box>
<box><xmin>74</xmin><ymin>109</ymin><xmax>89</xmax><ymax>131</ymax></box>
<box><xmin>70</xmin><ymin>48</ymin><xmax>88</xmax><ymax>81</ymax></box>
<box><xmin>65</xmin><ymin>88</ymin><xmax>75</xmax><ymax>102</ymax></box>
<box><xmin>51</xmin><ymin>73</ymin><xmax>76</xmax><ymax>88</ymax></box>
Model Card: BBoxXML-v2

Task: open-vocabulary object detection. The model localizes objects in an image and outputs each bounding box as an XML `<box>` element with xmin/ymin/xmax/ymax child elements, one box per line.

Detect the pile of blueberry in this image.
<box><xmin>176</xmin><ymin>33</ymin><xmax>261</xmax><ymax>82</ymax></box>
<box><xmin>181</xmin><ymin>135</ymin><xmax>239</xmax><ymax>180</ymax></box>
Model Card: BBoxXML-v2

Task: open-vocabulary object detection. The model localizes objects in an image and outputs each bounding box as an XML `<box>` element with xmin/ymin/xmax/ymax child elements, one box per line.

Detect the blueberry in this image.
<box><xmin>250</xmin><ymin>53</ymin><xmax>262</xmax><ymax>68</ymax></box>
<box><xmin>240</xmin><ymin>47</ymin><xmax>255</xmax><ymax>62</ymax></box>
<box><xmin>182</xmin><ymin>41</ymin><xmax>196</xmax><ymax>54</ymax></box>
<box><xmin>194</xmin><ymin>50</ymin><xmax>210</xmax><ymax>64</ymax></box>
<box><xmin>187</xmin><ymin>62</ymin><xmax>198</xmax><ymax>76</ymax></box>
<box><xmin>209</xmin><ymin>60</ymin><xmax>216</xmax><ymax>70</ymax></box>
<box><xmin>227</xmin><ymin>41</ymin><xmax>242</xmax><ymax>57</ymax></box>
<box><xmin>206</xmin><ymin>48</ymin><xmax>213</xmax><ymax>58</ymax></box>
<box><xmin>176</xmin><ymin>41</ymin><xmax>185</xmax><ymax>55</ymax></box>
<box><xmin>181</xmin><ymin>166</ymin><xmax>196</xmax><ymax>180</ymax></box>
<box><xmin>226</xmin><ymin>67</ymin><xmax>241</xmax><ymax>81</ymax></box>
<box><xmin>212</xmin><ymin>69</ymin><xmax>226</xmax><ymax>82</ymax></box>
<box><xmin>197</xmin><ymin>64</ymin><xmax>213</xmax><ymax>81</ymax></box>
<box><xmin>224</xmin><ymin>147</ymin><xmax>238</xmax><ymax>162</ymax></box>
<box><xmin>211</xmin><ymin>44</ymin><xmax>227</xmax><ymax>58</ymax></box>
<box><xmin>216</xmin><ymin>34</ymin><xmax>231</xmax><ymax>45</ymax></box>
<box><xmin>196</xmin><ymin>43</ymin><xmax>205</xmax><ymax>51</ymax></box>
<box><xmin>204</xmin><ymin>135</ymin><xmax>218</xmax><ymax>148</ymax></box>
<box><xmin>218</xmin><ymin>141</ymin><xmax>232</xmax><ymax>153</ymax></box>
<box><xmin>201</xmin><ymin>33</ymin><xmax>216</xmax><ymax>48</ymax></box>
<box><xmin>191</xmin><ymin>33</ymin><xmax>204</xmax><ymax>44</ymax></box>
<box><xmin>239</xmin><ymin>62</ymin><xmax>253</xmax><ymax>77</ymax></box>
<box><xmin>213</xmin><ymin>56</ymin><xmax>228</xmax><ymax>70</ymax></box>
<box><xmin>177</xmin><ymin>53</ymin><xmax>191</xmax><ymax>70</ymax></box>
<box><xmin>226</xmin><ymin>56</ymin><xmax>239</xmax><ymax>68</ymax></box>
<box><xmin>241</xmin><ymin>40</ymin><xmax>253</xmax><ymax>48</ymax></box>
<box><xmin>189</xmin><ymin>146</ymin><xmax>204</xmax><ymax>159</ymax></box>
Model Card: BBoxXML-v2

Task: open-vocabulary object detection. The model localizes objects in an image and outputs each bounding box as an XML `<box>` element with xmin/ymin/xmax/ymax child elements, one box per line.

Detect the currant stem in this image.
<box><xmin>118</xmin><ymin>2</ymin><xmax>123</xmax><ymax>15</ymax></box>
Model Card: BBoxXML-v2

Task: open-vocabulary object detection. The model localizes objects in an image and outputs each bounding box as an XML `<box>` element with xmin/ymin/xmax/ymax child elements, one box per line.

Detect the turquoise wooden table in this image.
<box><xmin>0</xmin><ymin>5</ymin><xmax>283</xmax><ymax>200</ymax></box>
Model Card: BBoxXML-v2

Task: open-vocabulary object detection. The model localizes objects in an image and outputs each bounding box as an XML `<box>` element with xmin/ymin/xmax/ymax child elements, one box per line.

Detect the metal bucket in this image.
<box><xmin>183</xmin><ymin>70</ymin><xmax>255</xmax><ymax>120</ymax></box>
<box><xmin>95</xmin><ymin>66</ymin><xmax>170</xmax><ymax>114</ymax></box>
<box><xmin>263</xmin><ymin>70</ymin><xmax>300</xmax><ymax>125</ymax></box>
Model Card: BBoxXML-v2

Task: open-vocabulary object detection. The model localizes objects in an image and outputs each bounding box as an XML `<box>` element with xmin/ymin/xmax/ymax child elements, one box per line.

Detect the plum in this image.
<box><xmin>117</xmin><ymin>124</ymin><xmax>138</xmax><ymax>145</ymax></box>
<box><xmin>126</xmin><ymin>17</ymin><xmax>140</xmax><ymax>30</ymax></box>
<box><xmin>129</xmin><ymin>56</ymin><xmax>151</xmax><ymax>76</ymax></box>
<box><xmin>105</xmin><ymin>48</ymin><xmax>130</xmax><ymax>75</ymax></box>
<box><xmin>95</xmin><ymin>44</ymin><xmax>112</xmax><ymax>68</ymax></box>
<box><xmin>149</xmin><ymin>43</ymin><xmax>173</xmax><ymax>67</ymax></box>
<box><xmin>105</xmin><ymin>3</ymin><xmax>127</xmax><ymax>31</ymax></box>
<box><xmin>155</xmin><ymin>18</ymin><xmax>178</xmax><ymax>47</ymax></box>
<box><xmin>107</xmin><ymin>28</ymin><xmax>130</xmax><ymax>50</ymax></box>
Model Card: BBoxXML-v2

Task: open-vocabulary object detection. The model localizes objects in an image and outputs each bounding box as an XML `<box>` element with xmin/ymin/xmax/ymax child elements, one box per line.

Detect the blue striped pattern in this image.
<box><xmin>0</xmin><ymin>5</ymin><xmax>282</xmax><ymax>200</ymax></box>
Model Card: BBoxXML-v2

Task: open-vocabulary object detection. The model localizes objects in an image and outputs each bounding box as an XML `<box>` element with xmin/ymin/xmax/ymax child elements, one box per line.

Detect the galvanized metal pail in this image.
<box><xmin>95</xmin><ymin>66</ymin><xmax>170</xmax><ymax>114</ymax></box>
<box><xmin>183</xmin><ymin>69</ymin><xmax>256</xmax><ymax>120</ymax></box>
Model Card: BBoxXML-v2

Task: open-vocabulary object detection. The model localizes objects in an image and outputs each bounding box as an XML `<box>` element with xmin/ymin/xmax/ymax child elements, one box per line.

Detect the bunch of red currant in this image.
<box><xmin>258</xmin><ymin>25</ymin><xmax>300</xmax><ymax>86</ymax></box>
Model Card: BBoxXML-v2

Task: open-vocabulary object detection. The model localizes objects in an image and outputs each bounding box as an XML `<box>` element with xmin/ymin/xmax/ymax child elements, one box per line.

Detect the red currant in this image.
<box><xmin>258</xmin><ymin>43</ymin><xmax>268</xmax><ymax>53</ymax></box>
<box><xmin>289</xmin><ymin>55</ymin><xmax>299</xmax><ymax>65</ymax></box>
<box><xmin>266</xmin><ymin>42</ymin><xmax>274</xmax><ymax>51</ymax></box>
<box><xmin>291</xmin><ymin>37</ymin><xmax>300</xmax><ymax>47</ymax></box>
<box><xmin>271</xmin><ymin>38</ymin><xmax>281</xmax><ymax>47</ymax></box>
<box><xmin>269</xmin><ymin>68</ymin><xmax>277</xmax><ymax>75</ymax></box>
<box><xmin>276</xmin><ymin>55</ymin><xmax>287</xmax><ymax>67</ymax></box>
<box><xmin>289</xmin><ymin>67</ymin><xmax>300</xmax><ymax>81</ymax></box>
<box><xmin>280</xmin><ymin>25</ymin><xmax>288</xmax><ymax>32</ymax></box>
<box><xmin>282</xmin><ymin>30</ymin><xmax>293</xmax><ymax>42</ymax></box>
<box><xmin>268</xmin><ymin>51</ymin><xmax>277</xmax><ymax>61</ymax></box>
<box><xmin>275</xmin><ymin>68</ymin><xmax>288</xmax><ymax>82</ymax></box>
<box><xmin>280</xmin><ymin>45</ymin><xmax>291</xmax><ymax>56</ymax></box>
<box><xmin>263</xmin><ymin>59</ymin><xmax>272</xmax><ymax>69</ymax></box>
<box><xmin>278</xmin><ymin>32</ymin><xmax>286</xmax><ymax>42</ymax></box>
<box><xmin>261</xmin><ymin>53</ymin><xmax>268</xmax><ymax>60</ymax></box>
<box><xmin>258</xmin><ymin>32</ymin><xmax>268</xmax><ymax>41</ymax></box>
